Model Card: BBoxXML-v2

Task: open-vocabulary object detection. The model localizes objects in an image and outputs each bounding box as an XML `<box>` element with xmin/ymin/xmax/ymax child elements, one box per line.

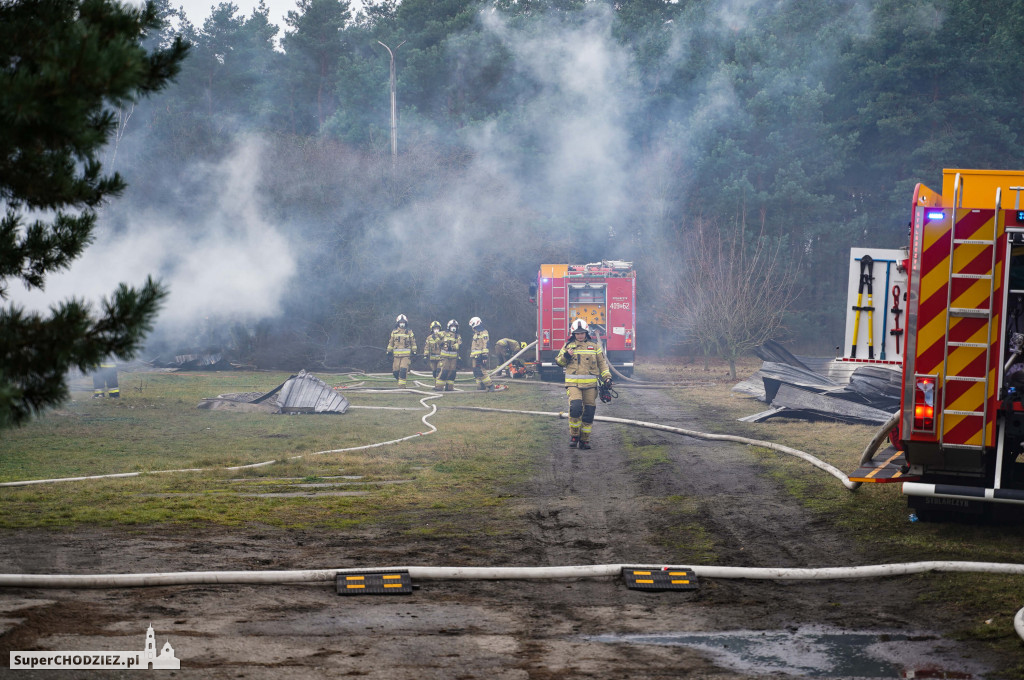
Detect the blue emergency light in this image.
<box><xmin>927</xmin><ymin>211</ymin><xmax>944</xmax><ymax>220</ymax></box>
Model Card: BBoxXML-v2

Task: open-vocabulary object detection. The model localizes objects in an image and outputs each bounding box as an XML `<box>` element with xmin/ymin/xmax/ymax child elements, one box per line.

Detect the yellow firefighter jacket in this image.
<box><xmin>555</xmin><ymin>336</ymin><xmax>611</xmax><ymax>388</ymax></box>
<box><xmin>387</xmin><ymin>328</ymin><xmax>417</xmax><ymax>356</ymax></box>
<box><xmin>425</xmin><ymin>331</ymin><xmax>445</xmax><ymax>360</ymax></box>
<box><xmin>440</xmin><ymin>330</ymin><xmax>462</xmax><ymax>359</ymax></box>
<box><xmin>470</xmin><ymin>329</ymin><xmax>490</xmax><ymax>358</ymax></box>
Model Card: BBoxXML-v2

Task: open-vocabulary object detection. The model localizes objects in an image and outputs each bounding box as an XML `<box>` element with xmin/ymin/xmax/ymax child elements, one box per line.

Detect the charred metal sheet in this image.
<box><xmin>275</xmin><ymin>370</ymin><xmax>349</xmax><ymax>414</ymax></box>
<box><xmin>769</xmin><ymin>383</ymin><xmax>892</xmax><ymax>425</ymax></box>
<box><xmin>732</xmin><ymin>361</ymin><xmax>839</xmax><ymax>402</ymax></box>
<box><xmin>738</xmin><ymin>407</ymin><xmax>788</xmax><ymax>423</ymax></box>
<box><xmin>753</xmin><ymin>340</ymin><xmax>813</xmax><ymax>371</ymax></box>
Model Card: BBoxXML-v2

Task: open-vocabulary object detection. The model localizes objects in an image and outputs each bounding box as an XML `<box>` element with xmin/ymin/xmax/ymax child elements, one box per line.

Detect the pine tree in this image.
<box><xmin>0</xmin><ymin>0</ymin><xmax>189</xmax><ymax>428</ymax></box>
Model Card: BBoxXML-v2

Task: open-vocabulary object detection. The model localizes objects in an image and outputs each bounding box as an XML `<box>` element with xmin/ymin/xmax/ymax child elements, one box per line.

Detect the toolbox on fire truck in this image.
<box><xmin>529</xmin><ymin>261</ymin><xmax>636</xmax><ymax>382</ymax></box>
<box><xmin>852</xmin><ymin>169</ymin><xmax>1024</xmax><ymax>519</ymax></box>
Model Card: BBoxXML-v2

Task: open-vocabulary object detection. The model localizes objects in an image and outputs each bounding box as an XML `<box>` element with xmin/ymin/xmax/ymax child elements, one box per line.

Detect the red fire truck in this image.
<box><xmin>853</xmin><ymin>169</ymin><xmax>1024</xmax><ymax>519</ymax></box>
<box><xmin>529</xmin><ymin>261</ymin><xmax>636</xmax><ymax>382</ymax></box>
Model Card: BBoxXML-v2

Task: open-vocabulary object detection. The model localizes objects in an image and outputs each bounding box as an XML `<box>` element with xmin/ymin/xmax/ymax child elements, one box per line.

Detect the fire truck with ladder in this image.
<box><xmin>852</xmin><ymin>168</ymin><xmax>1024</xmax><ymax>519</ymax></box>
<box><xmin>529</xmin><ymin>261</ymin><xmax>636</xmax><ymax>382</ymax></box>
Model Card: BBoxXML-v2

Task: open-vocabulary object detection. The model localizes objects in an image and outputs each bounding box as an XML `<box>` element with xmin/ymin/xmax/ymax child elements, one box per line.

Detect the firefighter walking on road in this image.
<box><xmin>556</xmin><ymin>319</ymin><xmax>612</xmax><ymax>449</ymax></box>
<box><xmin>469</xmin><ymin>316</ymin><xmax>495</xmax><ymax>391</ymax></box>
<box><xmin>386</xmin><ymin>314</ymin><xmax>417</xmax><ymax>388</ymax></box>
<box><xmin>436</xmin><ymin>319</ymin><xmax>462</xmax><ymax>391</ymax></box>
<box><xmin>425</xmin><ymin>320</ymin><xmax>444</xmax><ymax>380</ymax></box>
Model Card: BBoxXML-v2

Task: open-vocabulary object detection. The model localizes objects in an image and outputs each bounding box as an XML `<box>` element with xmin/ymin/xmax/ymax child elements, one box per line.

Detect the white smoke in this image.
<box><xmin>8</xmin><ymin>137</ymin><xmax>296</xmax><ymax>344</ymax></box>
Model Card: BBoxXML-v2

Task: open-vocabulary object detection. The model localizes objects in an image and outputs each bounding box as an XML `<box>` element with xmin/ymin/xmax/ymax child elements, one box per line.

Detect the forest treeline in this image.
<box><xmin>107</xmin><ymin>0</ymin><xmax>1024</xmax><ymax>368</ymax></box>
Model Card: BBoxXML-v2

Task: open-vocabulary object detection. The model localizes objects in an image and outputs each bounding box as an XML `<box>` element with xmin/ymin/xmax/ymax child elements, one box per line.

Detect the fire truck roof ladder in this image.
<box><xmin>939</xmin><ymin>173</ymin><xmax>999</xmax><ymax>451</ymax></box>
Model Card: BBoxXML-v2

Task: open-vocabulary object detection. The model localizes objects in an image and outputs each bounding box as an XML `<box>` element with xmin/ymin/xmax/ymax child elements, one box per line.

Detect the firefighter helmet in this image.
<box><xmin>396</xmin><ymin>314</ymin><xmax>408</xmax><ymax>327</ymax></box>
<box><xmin>520</xmin><ymin>341</ymin><xmax>528</xmax><ymax>350</ymax></box>
<box><xmin>430</xmin><ymin>320</ymin><xmax>442</xmax><ymax>331</ymax></box>
<box><xmin>447</xmin><ymin>319</ymin><xmax>459</xmax><ymax>332</ymax></box>
<box><xmin>570</xmin><ymin>319</ymin><xmax>589</xmax><ymax>334</ymax></box>
<box><xmin>469</xmin><ymin>316</ymin><xmax>482</xmax><ymax>329</ymax></box>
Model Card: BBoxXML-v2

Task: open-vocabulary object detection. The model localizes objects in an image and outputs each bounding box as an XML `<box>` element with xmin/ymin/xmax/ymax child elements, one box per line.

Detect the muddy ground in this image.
<box><xmin>0</xmin><ymin>383</ymin><xmax>1011</xmax><ymax>678</ymax></box>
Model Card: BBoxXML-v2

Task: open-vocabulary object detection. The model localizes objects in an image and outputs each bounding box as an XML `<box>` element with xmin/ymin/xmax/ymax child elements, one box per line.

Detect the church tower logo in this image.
<box><xmin>143</xmin><ymin>624</ymin><xmax>180</xmax><ymax>670</ymax></box>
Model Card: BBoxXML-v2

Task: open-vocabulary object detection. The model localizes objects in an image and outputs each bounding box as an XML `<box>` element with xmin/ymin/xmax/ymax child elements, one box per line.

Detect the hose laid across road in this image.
<box><xmin>3</xmin><ymin>560</ymin><xmax>1023</xmax><ymax>588</ymax></box>
<box><xmin>1</xmin><ymin>560</ymin><xmax>1022</xmax><ymax>644</ymax></box>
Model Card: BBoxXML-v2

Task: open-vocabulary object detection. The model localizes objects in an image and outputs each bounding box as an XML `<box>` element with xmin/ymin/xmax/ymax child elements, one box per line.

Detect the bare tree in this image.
<box><xmin>656</xmin><ymin>216</ymin><xmax>799</xmax><ymax>378</ymax></box>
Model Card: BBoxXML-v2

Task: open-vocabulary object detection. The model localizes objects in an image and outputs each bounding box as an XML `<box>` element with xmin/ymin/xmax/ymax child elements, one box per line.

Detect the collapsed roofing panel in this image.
<box><xmin>198</xmin><ymin>370</ymin><xmax>349</xmax><ymax>414</ymax></box>
<box><xmin>276</xmin><ymin>370</ymin><xmax>350</xmax><ymax>414</ymax></box>
<box><xmin>735</xmin><ymin>342</ymin><xmax>900</xmax><ymax>424</ymax></box>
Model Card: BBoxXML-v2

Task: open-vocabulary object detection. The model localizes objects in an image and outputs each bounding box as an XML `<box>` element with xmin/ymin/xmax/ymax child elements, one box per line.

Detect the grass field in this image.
<box><xmin>0</xmin><ymin>370</ymin><xmax>556</xmax><ymax>534</ymax></box>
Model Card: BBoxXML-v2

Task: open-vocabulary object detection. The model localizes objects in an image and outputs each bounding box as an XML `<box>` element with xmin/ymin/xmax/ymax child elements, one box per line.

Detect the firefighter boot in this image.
<box><xmin>486</xmin><ymin>384</ymin><xmax>495</xmax><ymax>392</ymax></box>
<box><xmin>578</xmin><ymin>441</ymin><xmax>592</xmax><ymax>450</ymax></box>
<box><xmin>444</xmin><ymin>384</ymin><xmax>454</xmax><ymax>391</ymax></box>
<box><xmin>569</xmin><ymin>436</ymin><xmax>579</xmax><ymax>449</ymax></box>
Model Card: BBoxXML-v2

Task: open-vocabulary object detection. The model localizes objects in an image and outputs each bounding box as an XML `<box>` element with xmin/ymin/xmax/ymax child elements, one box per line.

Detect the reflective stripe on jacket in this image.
<box><xmin>426</xmin><ymin>332</ymin><xmax>445</xmax><ymax>359</ymax></box>
<box><xmin>387</xmin><ymin>328</ymin><xmax>417</xmax><ymax>356</ymax></box>
<box><xmin>440</xmin><ymin>331</ymin><xmax>461</xmax><ymax>358</ymax></box>
<box><xmin>471</xmin><ymin>329</ymin><xmax>489</xmax><ymax>357</ymax></box>
<box><xmin>555</xmin><ymin>338</ymin><xmax>611</xmax><ymax>387</ymax></box>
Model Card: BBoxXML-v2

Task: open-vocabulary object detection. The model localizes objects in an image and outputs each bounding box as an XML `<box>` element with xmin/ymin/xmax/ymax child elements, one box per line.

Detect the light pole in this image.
<box><xmin>378</xmin><ymin>40</ymin><xmax>406</xmax><ymax>170</ymax></box>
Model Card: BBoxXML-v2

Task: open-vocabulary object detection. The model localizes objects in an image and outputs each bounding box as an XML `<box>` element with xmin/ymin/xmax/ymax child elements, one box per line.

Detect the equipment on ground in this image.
<box><xmin>853</xmin><ymin>169</ymin><xmax>1024</xmax><ymax>520</ymax></box>
<box><xmin>529</xmin><ymin>261</ymin><xmax>636</xmax><ymax>382</ymax></box>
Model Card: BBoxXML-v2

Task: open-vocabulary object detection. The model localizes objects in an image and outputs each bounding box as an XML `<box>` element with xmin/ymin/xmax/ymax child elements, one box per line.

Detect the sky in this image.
<box><xmin>170</xmin><ymin>0</ymin><xmax>365</xmax><ymax>37</ymax></box>
<box><xmin>173</xmin><ymin>0</ymin><xmax>292</xmax><ymax>33</ymax></box>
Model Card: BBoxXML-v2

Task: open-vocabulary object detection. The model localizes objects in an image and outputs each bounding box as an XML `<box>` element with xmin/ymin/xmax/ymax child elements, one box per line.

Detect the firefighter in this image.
<box><xmin>424</xmin><ymin>320</ymin><xmax>444</xmax><ymax>379</ymax></box>
<box><xmin>468</xmin><ymin>316</ymin><xmax>494</xmax><ymax>391</ymax></box>
<box><xmin>555</xmin><ymin>319</ymin><xmax>612</xmax><ymax>449</ymax></box>
<box><xmin>437</xmin><ymin>319</ymin><xmax>462</xmax><ymax>391</ymax></box>
<box><xmin>386</xmin><ymin>314</ymin><xmax>417</xmax><ymax>388</ymax></box>
<box><xmin>92</xmin><ymin>361</ymin><xmax>120</xmax><ymax>398</ymax></box>
<box><xmin>494</xmin><ymin>338</ymin><xmax>528</xmax><ymax>377</ymax></box>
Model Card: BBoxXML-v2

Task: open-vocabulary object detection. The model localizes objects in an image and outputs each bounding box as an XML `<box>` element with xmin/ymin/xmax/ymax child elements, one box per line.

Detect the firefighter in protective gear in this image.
<box><xmin>555</xmin><ymin>319</ymin><xmax>612</xmax><ymax>449</ymax></box>
<box><xmin>469</xmin><ymin>316</ymin><xmax>494</xmax><ymax>391</ymax></box>
<box><xmin>437</xmin><ymin>319</ymin><xmax>462</xmax><ymax>391</ymax></box>
<box><xmin>92</xmin><ymin>361</ymin><xmax>119</xmax><ymax>398</ymax></box>
<box><xmin>425</xmin><ymin>321</ymin><xmax>444</xmax><ymax>379</ymax></box>
<box><xmin>495</xmin><ymin>338</ymin><xmax>527</xmax><ymax>377</ymax></box>
<box><xmin>386</xmin><ymin>314</ymin><xmax>417</xmax><ymax>387</ymax></box>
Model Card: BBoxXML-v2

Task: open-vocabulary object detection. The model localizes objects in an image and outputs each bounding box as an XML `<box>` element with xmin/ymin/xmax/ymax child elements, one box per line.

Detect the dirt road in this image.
<box><xmin>0</xmin><ymin>383</ymin><xmax>1007</xmax><ymax>678</ymax></box>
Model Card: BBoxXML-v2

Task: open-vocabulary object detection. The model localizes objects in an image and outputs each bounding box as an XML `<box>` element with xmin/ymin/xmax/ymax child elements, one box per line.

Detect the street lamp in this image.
<box><xmin>378</xmin><ymin>40</ymin><xmax>406</xmax><ymax>169</ymax></box>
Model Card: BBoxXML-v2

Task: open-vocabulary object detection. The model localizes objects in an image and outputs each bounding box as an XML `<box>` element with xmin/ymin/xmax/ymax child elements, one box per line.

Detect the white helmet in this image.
<box><xmin>396</xmin><ymin>314</ymin><xmax>408</xmax><ymax>327</ymax></box>
<box><xmin>570</xmin><ymin>319</ymin><xmax>589</xmax><ymax>334</ymax></box>
<box><xmin>447</xmin><ymin>319</ymin><xmax>459</xmax><ymax>331</ymax></box>
<box><xmin>469</xmin><ymin>316</ymin><xmax>482</xmax><ymax>329</ymax></box>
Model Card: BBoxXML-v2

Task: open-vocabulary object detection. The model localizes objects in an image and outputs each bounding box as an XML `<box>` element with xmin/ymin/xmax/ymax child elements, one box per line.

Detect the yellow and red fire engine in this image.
<box><xmin>529</xmin><ymin>261</ymin><xmax>636</xmax><ymax>382</ymax></box>
<box><xmin>856</xmin><ymin>169</ymin><xmax>1024</xmax><ymax>518</ymax></box>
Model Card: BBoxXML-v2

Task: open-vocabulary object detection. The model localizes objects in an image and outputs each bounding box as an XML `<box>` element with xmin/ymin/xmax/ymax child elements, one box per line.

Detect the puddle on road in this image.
<box><xmin>585</xmin><ymin>625</ymin><xmax>987</xmax><ymax>678</ymax></box>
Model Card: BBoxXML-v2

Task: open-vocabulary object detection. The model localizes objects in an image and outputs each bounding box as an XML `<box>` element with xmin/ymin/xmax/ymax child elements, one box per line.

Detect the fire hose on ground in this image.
<box><xmin>1</xmin><ymin>561</ymin><xmax>1022</xmax><ymax>643</ymax></box>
